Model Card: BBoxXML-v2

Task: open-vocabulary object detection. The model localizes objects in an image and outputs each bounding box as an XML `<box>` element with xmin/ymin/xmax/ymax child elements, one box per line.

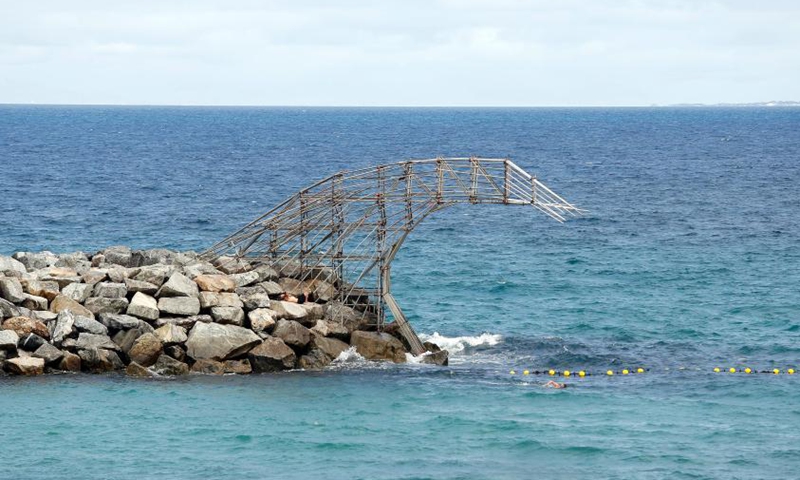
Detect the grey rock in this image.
<box><xmin>310</xmin><ymin>320</ymin><xmax>350</xmax><ymax>341</ymax></box>
<box><xmin>297</xmin><ymin>349</ymin><xmax>330</xmax><ymax>370</ymax></box>
<box><xmin>278</xmin><ymin>277</ymin><xmax>306</xmax><ymax>296</ymax></box>
<box><xmin>84</xmin><ymin>297</ymin><xmax>129</xmax><ymax>315</ymax></box>
<box><xmin>191</xmin><ymin>358</ymin><xmax>225</xmax><ymax>375</ymax></box>
<box><xmin>248</xmin><ymin>309</ymin><xmax>276</xmax><ymax>333</ymax></box>
<box><xmin>105</xmin><ymin>265</ymin><xmax>129</xmax><ymax>283</ymax></box>
<box><xmin>127</xmin><ymin>292</ymin><xmax>160</xmax><ymax>321</ymax></box>
<box><xmin>67</xmin><ymin>333</ymin><xmax>120</xmax><ymax>351</ymax></box>
<box><xmin>0</xmin><ymin>330</ymin><xmax>19</xmax><ymax>351</ymax></box>
<box><xmin>272</xmin><ymin>320</ymin><xmax>311</xmax><ymax>349</ymax></box>
<box><xmin>82</xmin><ymin>268</ymin><xmax>108</xmax><ymax>284</ymax></box>
<box><xmin>257</xmin><ymin>280</ymin><xmax>284</xmax><ymax>296</ymax></box>
<box><xmin>248</xmin><ymin>337</ymin><xmax>296</xmax><ymax>372</ymax></box>
<box><xmin>223</xmin><ymin>359</ymin><xmax>252</xmax><ymax>374</ymax></box>
<box><xmin>73</xmin><ymin>315</ymin><xmax>108</xmax><ymax>335</ymax></box>
<box><xmin>324</xmin><ymin>302</ymin><xmax>371</xmax><ymax>333</ymax></box>
<box><xmin>0</xmin><ymin>277</ymin><xmax>25</xmax><ymax>303</ymax></box>
<box><xmin>132</xmin><ymin>264</ymin><xmax>174</xmax><ymax>287</ymax></box>
<box><xmin>153</xmin><ymin>324</ymin><xmax>188</xmax><ymax>345</ymax></box>
<box><xmin>50</xmin><ymin>310</ymin><xmax>75</xmax><ymax>345</ymax></box>
<box><xmin>158</xmin><ymin>296</ymin><xmax>200</xmax><ymax>316</ymax></box>
<box><xmin>253</xmin><ymin>265</ymin><xmax>278</xmax><ymax>282</ymax></box>
<box><xmin>151</xmin><ymin>354</ymin><xmax>189</xmax><ymax>376</ymax></box>
<box><xmin>49</xmin><ymin>295</ymin><xmax>95</xmax><ymax>319</ymax></box>
<box><xmin>230</xmin><ymin>271</ymin><xmax>260</xmax><ymax>288</ymax></box>
<box><xmin>92</xmin><ymin>282</ymin><xmax>127</xmax><ymax>298</ymax></box>
<box><xmin>124</xmin><ymin>278</ymin><xmax>158</xmax><ymax>295</ymax></box>
<box><xmin>199</xmin><ymin>292</ymin><xmax>243</xmax><ymax>309</ymax></box>
<box><xmin>185</xmin><ymin>322</ymin><xmax>261</xmax><ymax>361</ymax></box>
<box><xmin>213</xmin><ymin>256</ymin><xmax>251</xmax><ymax>275</ymax></box>
<box><xmin>210</xmin><ymin>306</ymin><xmax>245</xmax><ymax>326</ymax></box>
<box><xmin>154</xmin><ymin>314</ymin><xmax>211</xmax><ymax>329</ymax></box>
<box><xmin>21</xmin><ymin>293</ymin><xmax>48</xmax><ymax>311</ymax></box>
<box><xmin>125</xmin><ymin>362</ymin><xmax>156</xmax><ymax>377</ymax></box>
<box><xmin>61</xmin><ymin>283</ymin><xmax>94</xmax><ymax>303</ymax></box>
<box><xmin>0</xmin><ymin>255</ymin><xmax>27</xmax><ymax>277</ymax></box>
<box><xmin>33</xmin><ymin>343</ymin><xmax>64</xmax><ymax>364</ymax></box>
<box><xmin>102</xmin><ymin>246</ymin><xmax>133</xmax><ymax>267</ymax></box>
<box><xmin>237</xmin><ymin>287</ymin><xmax>271</xmax><ymax>310</ymax></box>
<box><xmin>311</xmin><ymin>334</ymin><xmax>350</xmax><ymax>361</ymax></box>
<box><xmin>78</xmin><ymin>348</ymin><xmax>124</xmax><ymax>372</ymax></box>
<box><xmin>270</xmin><ymin>301</ymin><xmax>309</xmax><ymax>322</ymax></box>
<box><xmin>156</xmin><ymin>272</ymin><xmax>199</xmax><ymax>298</ymax></box>
<box><xmin>111</xmin><ymin>323</ymin><xmax>153</xmax><ymax>353</ymax></box>
<box><xmin>0</xmin><ymin>297</ymin><xmax>20</xmax><ymax>319</ymax></box>
<box><xmin>98</xmin><ymin>313</ymin><xmax>144</xmax><ymax>331</ymax></box>
<box><xmin>12</xmin><ymin>251</ymin><xmax>59</xmax><ymax>271</ymax></box>
<box><xmin>29</xmin><ymin>310</ymin><xmax>57</xmax><ymax>323</ymax></box>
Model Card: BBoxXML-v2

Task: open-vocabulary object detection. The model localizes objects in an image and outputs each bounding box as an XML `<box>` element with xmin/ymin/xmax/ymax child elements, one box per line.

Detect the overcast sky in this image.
<box><xmin>1</xmin><ymin>0</ymin><xmax>798</xmax><ymax>106</ymax></box>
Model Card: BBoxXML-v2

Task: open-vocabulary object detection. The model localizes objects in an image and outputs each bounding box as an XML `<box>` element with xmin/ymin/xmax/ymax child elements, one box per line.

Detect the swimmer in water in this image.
<box><xmin>544</xmin><ymin>380</ymin><xmax>567</xmax><ymax>389</ymax></box>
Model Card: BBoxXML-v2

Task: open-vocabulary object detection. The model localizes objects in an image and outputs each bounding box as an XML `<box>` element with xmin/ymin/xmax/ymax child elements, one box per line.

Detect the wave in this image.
<box><xmin>331</xmin><ymin>347</ymin><xmax>367</xmax><ymax>364</ymax></box>
<box><xmin>419</xmin><ymin>332</ymin><xmax>503</xmax><ymax>354</ymax></box>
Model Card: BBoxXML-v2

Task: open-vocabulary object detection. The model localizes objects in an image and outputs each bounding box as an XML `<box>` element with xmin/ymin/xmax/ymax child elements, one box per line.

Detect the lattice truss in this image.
<box><xmin>204</xmin><ymin>158</ymin><xmax>582</xmax><ymax>354</ymax></box>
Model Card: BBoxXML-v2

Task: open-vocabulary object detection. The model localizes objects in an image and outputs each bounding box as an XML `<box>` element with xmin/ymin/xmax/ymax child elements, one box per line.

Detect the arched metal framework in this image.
<box><xmin>204</xmin><ymin>157</ymin><xmax>582</xmax><ymax>354</ymax></box>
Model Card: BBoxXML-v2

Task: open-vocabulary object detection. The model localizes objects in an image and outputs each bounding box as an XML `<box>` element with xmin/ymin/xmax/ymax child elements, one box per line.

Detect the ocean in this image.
<box><xmin>1</xmin><ymin>105</ymin><xmax>799</xmax><ymax>479</ymax></box>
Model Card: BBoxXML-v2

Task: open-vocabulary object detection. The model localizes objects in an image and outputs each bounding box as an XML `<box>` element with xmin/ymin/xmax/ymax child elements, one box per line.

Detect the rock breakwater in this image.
<box><xmin>0</xmin><ymin>247</ymin><xmax>447</xmax><ymax>376</ymax></box>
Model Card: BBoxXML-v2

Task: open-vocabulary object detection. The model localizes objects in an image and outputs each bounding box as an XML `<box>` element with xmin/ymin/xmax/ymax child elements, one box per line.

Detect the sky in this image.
<box><xmin>1</xmin><ymin>0</ymin><xmax>798</xmax><ymax>106</ymax></box>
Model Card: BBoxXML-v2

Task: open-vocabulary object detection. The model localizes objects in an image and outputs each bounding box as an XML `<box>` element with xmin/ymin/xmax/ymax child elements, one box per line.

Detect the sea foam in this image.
<box><xmin>419</xmin><ymin>332</ymin><xmax>503</xmax><ymax>354</ymax></box>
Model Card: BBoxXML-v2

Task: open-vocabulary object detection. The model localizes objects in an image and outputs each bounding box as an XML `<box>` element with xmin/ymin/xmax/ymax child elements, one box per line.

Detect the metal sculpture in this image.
<box><xmin>204</xmin><ymin>157</ymin><xmax>582</xmax><ymax>354</ymax></box>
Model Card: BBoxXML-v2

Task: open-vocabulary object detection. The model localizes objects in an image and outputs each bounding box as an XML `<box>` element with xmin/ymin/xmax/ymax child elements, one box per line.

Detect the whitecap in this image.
<box><xmin>419</xmin><ymin>332</ymin><xmax>503</xmax><ymax>354</ymax></box>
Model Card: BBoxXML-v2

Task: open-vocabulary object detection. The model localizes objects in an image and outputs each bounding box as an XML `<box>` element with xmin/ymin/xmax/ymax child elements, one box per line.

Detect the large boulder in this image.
<box><xmin>248</xmin><ymin>309</ymin><xmax>276</xmax><ymax>333</ymax></box>
<box><xmin>185</xmin><ymin>322</ymin><xmax>261</xmax><ymax>361</ymax></box>
<box><xmin>5</xmin><ymin>356</ymin><xmax>45</xmax><ymax>375</ymax></box>
<box><xmin>0</xmin><ymin>298</ymin><xmax>20</xmax><ymax>319</ymax></box>
<box><xmin>102</xmin><ymin>246</ymin><xmax>133</xmax><ymax>267</ymax></box>
<box><xmin>324</xmin><ymin>302</ymin><xmax>370</xmax><ymax>333</ymax></box>
<box><xmin>310</xmin><ymin>320</ymin><xmax>350</xmax><ymax>341</ymax></box>
<box><xmin>58</xmin><ymin>351</ymin><xmax>81</xmax><ymax>372</ymax></box>
<box><xmin>230</xmin><ymin>271</ymin><xmax>260</xmax><ymax>288</ymax></box>
<box><xmin>128</xmin><ymin>333</ymin><xmax>163</xmax><ymax>367</ymax></box>
<box><xmin>124</xmin><ymin>278</ymin><xmax>158</xmax><ymax>295</ymax></box>
<box><xmin>92</xmin><ymin>282</ymin><xmax>127</xmax><ymax>298</ymax></box>
<box><xmin>210</xmin><ymin>306</ymin><xmax>245</xmax><ymax>326</ymax></box>
<box><xmin>39</xmin><ymin>267</ymin><xmax>82</xmax><ymax>289</ymax></box>
<box><xmin>272</xmin><ymin>320</ymin><xmax>311</xmax><ymax>349</ymax></box>
<box><xmin>84</xmin><ymin>297</ymin><xmax>129</xmax><ymax>315</ymax></box>
<box><xmin>12</xmin><ymin>251</ymin><xmax>58</xmax><ymax>271</ymax></box>
<box><xmin>33</xmin><ymin>343</ymin><xmax>64</xmax><ymax>364</ymax></box>
<box><xmin>132</xmin><ymin>264</ymin><xmax>173</xmax><ymax>287</ymax></box>
<box><xmin>111</xmin><ymin>323</ymin><xmax>153</xmax><ymax>353</ymax></box>
<box><xmin>82</xmin><ymin>269</ymin><xmax>109</xmax><ymax>285</ymax></box>
<box><xmin>73</xmin><ymin>315</ymin><xmax>108</xmax><ymax>335</ymax></box>
<box><xmin>223</xmin><ymin>359</ymin><xmax>252</xmax><ymax>374</ymax></box>
<box><xmin>21</xmin><ymin>294</ymin><xmax>48</xmax><ymax>311</ymax></box>
<box><xmin>50</xmin><ymin>310</ymin><xmax>76</xmax><ymax>345</ymax></box>
<box><xmin>213</xmin><ymin>256</ymin><xmax>251</xmax><ymax>275</ymax></box>
<box><xmin>194</xmin><ymin>274</ymin><xmax>236</xmax><ymax>293</ymax></box>
<box><xmin>154</xmin><ymin>314</ymin><xmax>211</xmax><ymax>329</ymax></box>
<box><xmin>125</xmin><ymin>362</ymin><xmax>156</xmax><ymax>378</ymax></box>
<box><xmin>270</xmin><ymin>301</ymin><xmax>309</xmax><ymax>322</ymax></box>
<box><xmin>99</xmin><ymin>313</ymin><xmax>146</xmax><ymax>331</ymax></box>
<box><xmin>0</xmin><ymin>255</ymin><xmax>27</xmax><ymax>277</ymax></box>
<box><xmin>0</xmin><ymin>330</ymin><xmax>19</xmax><ymax>351</ymax></box>
<box><xmin>190</xmin><ymin>358</ymin><xmax>225</xmax><ymax>375</ymax></box>
<box><xmin>156</xmin><ymin>272</ymin><xmax>199</xmax><ymax>298</ymax></box>
<box><xmin>258</xmin><ymin>281</ymin><xmax>284</xmax><ymax>296</ymax></box>
<box><xmin>158</xmin><ymin>297</ymin><xmax>200</xmax><ymax>316</ymax></box>
<box><xmin>2</xmin><ymin>316</ymin><xmax>50</xmax><ymax>339</ymax></box>
<box><xmin>248</xmin><ymin>337</ymin><xmax>296</xmax><ymax>372</ymax></box>
<box><xmin>198</xmin><ymin>292</ymin><xmax>243</xmax><ymax>309</ymax></box>
<box><xmin>311</xmin><ymin>334</ymin><xmax>350</xmax><ymax>361</ymax></box>
<box><xmin>78</xmin><ymin>348</ymin><xmax>124</xmax><ymax>373</ymax></box>
<box><xmin>66</xmin><ymin>333</ymin><xmax>120</xmax><ymax>351</ymax></box>
<box><xmin>236</xmin><ymin>287</ymin><xmax>271</xmax><ymax>310</ymax></box>
<box><xmin>0</xmin><ymin>277</ymin><xmax>25</xmax><ymax>303</ymax></box>
<box><xmin>19</xmin><ymin>333</ymin><xmax>47</xmax><ymax>351</ymax></box>
<box><xmin>350</xmin><ymin>331</ymin><xmax>407</xmax><ymax>363</ymax></box>
<box><xmin>126</xmin><ymin>292</ymin><xmax>159</xmax><ymax>321</ymax></box>
<box><xmin>25</xmin><ymin>280</ymin><xmax>60</xmax><ymax>302</ymax></box>
<box><xmin>50</xmin><ymin>295</ymin><xmax>95</xmax><ymax>319</ymax></box>
<box><xmin>153</xmin><ymin>324</ymin><xmax>188</xmax><ymax>345</ymax></box>
<box><xmin>151</xmin><ymin>354</ymin><xmax>189</xmax><ymax>376</ymax></box>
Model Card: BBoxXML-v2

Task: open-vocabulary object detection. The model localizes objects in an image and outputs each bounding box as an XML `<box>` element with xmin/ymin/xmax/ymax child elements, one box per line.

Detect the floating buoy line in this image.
<box><xmin>508</xmin><ymin>367</ymin><xmax>796</xmax><ymax>377</ymax></box>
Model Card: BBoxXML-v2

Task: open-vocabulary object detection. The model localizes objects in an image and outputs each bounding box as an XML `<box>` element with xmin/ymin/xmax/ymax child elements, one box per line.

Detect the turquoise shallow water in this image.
<box><xmin>1</xmin><ymin>106</ymin><xmax>799</xmax><ymax>478</ymax></box>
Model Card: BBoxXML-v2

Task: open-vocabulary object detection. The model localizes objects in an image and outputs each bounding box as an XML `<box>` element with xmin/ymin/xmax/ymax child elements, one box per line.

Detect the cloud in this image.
<box><xmin>0</xmin><ymin>0</ymin><xmax>798</xmax><ymax>105</ymax></box>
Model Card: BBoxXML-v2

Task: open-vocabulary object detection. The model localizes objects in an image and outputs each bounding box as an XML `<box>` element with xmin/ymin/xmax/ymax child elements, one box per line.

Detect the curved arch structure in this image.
<box><xmin>204</xmin><ymin>157</ymin><xmax>582</xmax><ymax>354</ymax></box>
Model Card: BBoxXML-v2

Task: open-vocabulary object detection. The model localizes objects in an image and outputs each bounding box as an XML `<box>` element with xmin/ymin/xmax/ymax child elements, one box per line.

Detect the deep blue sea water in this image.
<box><xmin>1</xmin><ymin>105</ymin><xmax>799</xmax><ymax>479</ymax></box>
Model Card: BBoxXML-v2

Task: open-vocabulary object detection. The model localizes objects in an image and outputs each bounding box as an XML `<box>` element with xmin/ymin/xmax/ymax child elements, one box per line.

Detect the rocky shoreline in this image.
<box><xmin>0</xmin><ymin>247</ymin><xmax>447</xmax><ymax>377</ymax></box>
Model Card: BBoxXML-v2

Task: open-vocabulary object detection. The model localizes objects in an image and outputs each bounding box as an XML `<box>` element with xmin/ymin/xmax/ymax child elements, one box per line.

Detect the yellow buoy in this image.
<box><xmin>563</xmin><ymin>370</ymin><xmax>571</xmax><ymax>377</ymax></box>
<box><xmin>637</xmin><ymin>368</ymin><xmax>644</xmax><ymax>374</ymax></box>
<box><xmin>773</xmin><ymin>369</ymin><xmax>780</xmax><ymax>375</ymax></box>
<box><xmin>510</xmin><ymin>370</ymin><xmax>516</xmax><ymax>375</ymax></box>
<box><xmin>729</xmin><ymin>368</ymin><xmax>736</xmax><ymax>373</ymax></box>
<box><xmin>607</xmin><ymin>370</ymin><xmax>614</xmax><ymax>376</ymax></box>
<box><xmin>578</xmin><ymin>371</ymin><xmax>586</xmax><ymax>377</ymax></box>
<box><xmin>523</xmin><ymin>370</ymin><xmax>530</xmax><ymax>376</ymax></box>
<box><xmin>548</xmin><ymin>369</ymin><xmax>556</xmax><ymax>376</ymax></box>
<box><xmin>713</xmin><ymin>367</ymin><xmax>720</xmax><ymax>373</ymax></box>
<box><xmin>622</xmin><ymin>369</ymin><xmax>629</xmax><ymax>375</ymax></box>
<box><xmin>745</xmin><ymin>368</ymin><xmax>752</xmax><ymax>374</ymax></box>
<box><xmin>789</xmin><ymin>369</ymin><xmax>795</xmax><ymax>375</ymax></box>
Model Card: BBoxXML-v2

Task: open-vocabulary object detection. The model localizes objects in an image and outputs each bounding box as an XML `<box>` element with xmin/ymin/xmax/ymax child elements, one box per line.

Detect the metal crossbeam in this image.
<box><xmin>204</xmin><ymin>157</ymin><xmax>582</xmax><ymax>354</ymax></box>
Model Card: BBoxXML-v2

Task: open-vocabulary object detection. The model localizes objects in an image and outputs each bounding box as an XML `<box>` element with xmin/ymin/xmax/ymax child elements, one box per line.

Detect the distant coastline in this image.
<box><xmin>664</xmin><ymin>100</ymin><xmax>800</xmax><ymax>107</ymax></box>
